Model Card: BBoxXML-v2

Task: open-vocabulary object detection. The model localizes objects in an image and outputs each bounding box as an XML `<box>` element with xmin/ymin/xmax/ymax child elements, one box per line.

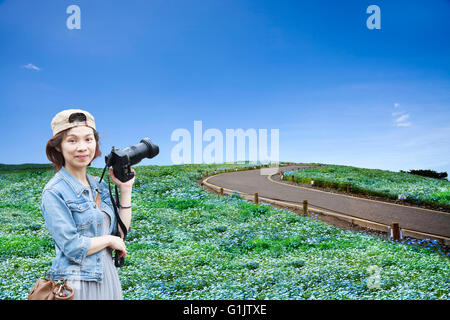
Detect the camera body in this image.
<box><xmin>105</xmin><ymin>137</ymin><xmax>159</xmax><ymax>182</ymax></box>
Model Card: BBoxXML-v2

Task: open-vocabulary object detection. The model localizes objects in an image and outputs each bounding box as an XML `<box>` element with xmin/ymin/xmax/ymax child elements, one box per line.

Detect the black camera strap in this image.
<box><xmin>98</xmin><ymin>163</ymin><xmax>128</xmax><ymax>267</ymax></box>
<box><xmin>107</xmin><ymin>177</ymin><xmax>127</xmax><ymax>268</ymax></box>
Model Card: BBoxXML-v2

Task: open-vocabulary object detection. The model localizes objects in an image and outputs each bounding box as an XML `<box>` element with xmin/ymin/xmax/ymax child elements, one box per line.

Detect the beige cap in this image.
<box><xmin>51</xmin><ymin>109</ymin><xmax>96</xmax><ymax>137</ymax></box>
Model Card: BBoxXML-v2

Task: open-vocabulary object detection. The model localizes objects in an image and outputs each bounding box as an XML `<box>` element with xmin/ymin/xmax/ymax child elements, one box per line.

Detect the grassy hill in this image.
<box><xmin>283</xmin><ymin>164</ymin><xmax>450</xmax><ymax>211</ymax></box>
<box><xmin>0</xmin><ymin>163</ymin><xmax>448</xmax><ymax>299</ymax></box>
<box><xmin>0</xmin><ymin>163</ymin><xmax>53</xmax><ymax>172</ymax></box>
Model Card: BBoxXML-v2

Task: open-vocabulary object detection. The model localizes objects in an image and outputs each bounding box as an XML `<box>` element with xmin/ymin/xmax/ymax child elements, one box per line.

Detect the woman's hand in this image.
<box><xmin>87</xmin><ymin>235</ymin><xmax>127</xmax><ymax>257</ymax></box>
<box><xmin>109</xmin><ymin>168</ymin><xmax>136</xmax><ymax>191</ymax></box>
<box><xmin>108</xmin><ymin>235</ymin><xmax>127</xmax><ymax>258</ymax></box>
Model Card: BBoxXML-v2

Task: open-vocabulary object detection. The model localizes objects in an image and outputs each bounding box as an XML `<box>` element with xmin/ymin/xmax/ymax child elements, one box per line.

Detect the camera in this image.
<box><xmin>105</xmin><ymin>137</ymin><xmax>159</xmax><ymax>182</ymax></box>
<box><xmin>99</xmin><ymin>137</ymin><xmax>159</xmax><ymax>267</ymax></box>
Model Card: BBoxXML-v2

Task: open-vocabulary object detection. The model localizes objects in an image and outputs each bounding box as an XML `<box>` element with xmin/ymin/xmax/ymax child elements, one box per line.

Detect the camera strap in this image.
<box><xmin>107</xmin><ymin>178</ymin><xmax>128</xmax><ymax>239</ymax></box>
<box><xmin>107</xmin><ymin>177</ymin><xmax>127</xmax><ymax>268</ymax></box>
<box><xmin>98</xmin><ymin>163</ymin><xmax>128</xmax><ymax>267</ymax></box>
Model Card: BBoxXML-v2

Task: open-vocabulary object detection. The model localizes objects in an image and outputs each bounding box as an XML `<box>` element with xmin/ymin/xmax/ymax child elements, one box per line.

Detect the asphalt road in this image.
<box><xmin>206</xmin><ymin>165</ymin><xmax>450</xmax><ymax>238</ymax></box>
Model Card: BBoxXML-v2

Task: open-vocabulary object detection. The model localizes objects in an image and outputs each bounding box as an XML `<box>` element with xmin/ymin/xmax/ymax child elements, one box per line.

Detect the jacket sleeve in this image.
<box><xmin>41</xmin><ymin>189</ymin><xmax>91</xmax><ymax>264</ymax></box>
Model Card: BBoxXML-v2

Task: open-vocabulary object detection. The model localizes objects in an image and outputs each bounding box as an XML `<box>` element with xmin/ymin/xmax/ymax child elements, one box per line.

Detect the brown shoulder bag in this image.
<box><xmin>28</xmin><ymin>278</ymin><xmax>75</xmax><ymax>300</ymax></box>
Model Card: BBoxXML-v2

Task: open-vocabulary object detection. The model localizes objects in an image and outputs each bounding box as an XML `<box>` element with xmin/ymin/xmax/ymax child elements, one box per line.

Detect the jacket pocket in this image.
<box><xmin>101</xmin><ymin>192</ymin><xmax>114</xmax><ymax>210</ymax></box>
<box><xmin>66</xmin><ymin>201</ymin><xmax>93</xmax><ymax>229</ymax></box>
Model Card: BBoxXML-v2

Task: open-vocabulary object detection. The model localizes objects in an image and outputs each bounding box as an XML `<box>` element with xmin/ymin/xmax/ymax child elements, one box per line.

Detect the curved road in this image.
<box><xmin>205</xmin><ymin>165</ymin><xmax>450</xmax><ymax>238</ymax></box>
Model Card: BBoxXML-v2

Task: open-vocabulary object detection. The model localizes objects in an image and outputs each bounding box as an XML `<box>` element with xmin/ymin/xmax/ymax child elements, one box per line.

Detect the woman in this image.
<box><xmin>41</xmin><ymin>109</ymin><xmax>134</xmax><ymax>300</ymax></box>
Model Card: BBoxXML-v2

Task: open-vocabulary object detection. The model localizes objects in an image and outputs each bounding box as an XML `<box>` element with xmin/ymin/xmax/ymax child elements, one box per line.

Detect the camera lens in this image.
<box><xmin>140</xmin><ymin>138</ymin><xmax>159</xmax><ymax>159</ymax></box>
<box><xmin>126</xmin><ymin>138</ymin><xmax>159</xmax><ymax>166</ymax></box>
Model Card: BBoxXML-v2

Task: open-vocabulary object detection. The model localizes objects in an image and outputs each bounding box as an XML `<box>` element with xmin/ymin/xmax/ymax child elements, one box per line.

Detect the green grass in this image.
<box><xmin>283</xmin><ymin>164</ymin><xmax>450</xmax><ymax>210</ymax></box>
<box><xmin>0</xmin><ymin>162</ymin><xmax>449</xmax><ymax>300</ymax></box>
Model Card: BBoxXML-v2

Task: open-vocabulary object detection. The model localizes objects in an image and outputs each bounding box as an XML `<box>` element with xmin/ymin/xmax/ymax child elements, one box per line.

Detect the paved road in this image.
<box><xmin>206</xmin><ymin>165</ymin><xmax>450</xmax><ymax>238</ymax></box>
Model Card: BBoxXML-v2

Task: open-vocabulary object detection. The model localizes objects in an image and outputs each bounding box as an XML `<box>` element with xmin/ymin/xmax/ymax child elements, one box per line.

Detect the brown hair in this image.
<box><xmin>46</xmin><ymin>128</ymin><xmax>102</xmax><ymax>172</ymax></box>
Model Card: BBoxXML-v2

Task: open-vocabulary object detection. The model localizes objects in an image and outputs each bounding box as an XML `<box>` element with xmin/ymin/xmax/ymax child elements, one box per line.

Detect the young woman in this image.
<box><xmin>41</xmin><ymin>109</ymin><xmax>134</xmax><ymax>300</ymax></box>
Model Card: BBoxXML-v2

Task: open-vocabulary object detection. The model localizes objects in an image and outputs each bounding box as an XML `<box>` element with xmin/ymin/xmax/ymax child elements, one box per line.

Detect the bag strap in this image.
<box><xmin>95</xmin><ymin>192</ymin><xmax>101</xmax><ymax>209</ymax></box>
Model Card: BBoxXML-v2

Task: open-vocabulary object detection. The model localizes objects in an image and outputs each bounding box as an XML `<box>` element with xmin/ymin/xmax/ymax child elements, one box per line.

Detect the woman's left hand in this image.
<box><xmin>109</xmin><ymin>168</ymin><xmax>136</xmax><ymax>191</ymax></box>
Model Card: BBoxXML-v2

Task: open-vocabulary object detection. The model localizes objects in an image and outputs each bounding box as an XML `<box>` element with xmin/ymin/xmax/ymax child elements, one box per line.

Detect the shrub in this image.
<box><xmin>401</xmin><ymin>169</ymin><xmax>448</xmax><ymax>180</ymax></box>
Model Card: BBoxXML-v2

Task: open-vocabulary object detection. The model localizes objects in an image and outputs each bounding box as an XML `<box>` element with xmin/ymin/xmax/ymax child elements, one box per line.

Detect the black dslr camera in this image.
<box><xmin>98</xmin><ymin>137</ymin><xmax>159</xmax><ymax>267</ymax></box>
<box><xmin>104</xmin><ymin>137</ymin><xmax>159</xmax><ymax>182</ymax></box>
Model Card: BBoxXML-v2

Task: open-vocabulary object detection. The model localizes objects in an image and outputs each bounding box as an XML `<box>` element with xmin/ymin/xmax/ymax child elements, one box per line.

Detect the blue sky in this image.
<box><xmin>1</xmin><ymin>0</ymin><xmax>449</xmax><ymax>174</ymax></box>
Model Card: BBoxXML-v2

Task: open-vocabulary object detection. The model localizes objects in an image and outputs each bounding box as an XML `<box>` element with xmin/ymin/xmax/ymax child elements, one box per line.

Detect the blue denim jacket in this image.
<box><xmin>41</xmin><ymin>166</ymin><xmax>118</xmax><ymax>282</ymax></box>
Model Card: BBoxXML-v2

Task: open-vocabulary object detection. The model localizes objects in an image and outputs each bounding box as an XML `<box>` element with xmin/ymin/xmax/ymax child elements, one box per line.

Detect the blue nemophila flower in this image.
<box><xmin>1</xmin><ymin>163</ymin><xmax>450</xmax><ymax>300</ymax></box>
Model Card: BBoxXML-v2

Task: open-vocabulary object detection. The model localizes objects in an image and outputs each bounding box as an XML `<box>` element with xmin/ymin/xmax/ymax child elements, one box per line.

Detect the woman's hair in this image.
<box><xmin>46</xmin><ymin>128</ymin><xmax>102</xmax><ymax>172</ymax></box>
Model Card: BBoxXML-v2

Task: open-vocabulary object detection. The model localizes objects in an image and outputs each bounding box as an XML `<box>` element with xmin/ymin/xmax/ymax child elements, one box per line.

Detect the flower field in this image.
<box><xmin>0</xmin><ymin>163</ymin><xmax>449</xmax><ymax>300</ymax></box>
<box><xmin>283</xmin><ymin>164</ymin><xmax>450</xmax><ymax>211</ymax></box>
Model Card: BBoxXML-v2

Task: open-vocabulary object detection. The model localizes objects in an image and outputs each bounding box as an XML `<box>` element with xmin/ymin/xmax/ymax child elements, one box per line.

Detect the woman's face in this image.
<box><xmin>57</xmin><ymin>126</ymin><xmax>97</xmax><ymax>170</ymax></box>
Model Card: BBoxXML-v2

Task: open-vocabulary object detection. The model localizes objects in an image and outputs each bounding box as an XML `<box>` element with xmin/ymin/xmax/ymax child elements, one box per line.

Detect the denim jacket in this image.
<box><xmin>41</xmin><ymin>166</ymin><xmax>118</xmax><ymax>282</ymax></box>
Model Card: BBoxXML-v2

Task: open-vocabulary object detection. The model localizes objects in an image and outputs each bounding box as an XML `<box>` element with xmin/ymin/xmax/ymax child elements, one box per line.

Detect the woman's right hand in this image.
<box><xmin>108</xmin><ymin>235</ymin><xmax>127</xmax><ymax>258</ymax></box>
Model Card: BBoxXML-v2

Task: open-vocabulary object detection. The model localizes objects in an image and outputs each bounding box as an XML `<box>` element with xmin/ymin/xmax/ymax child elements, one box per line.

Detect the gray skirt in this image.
<box><xmin>67</xmin><ymin>191</ymin><xmax>123</xmax><ymax>300</ymax></box>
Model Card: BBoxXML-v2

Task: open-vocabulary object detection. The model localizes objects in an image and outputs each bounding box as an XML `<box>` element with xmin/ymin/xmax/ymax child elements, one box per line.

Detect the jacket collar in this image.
<box><xmin>57</xmin><ymin>166</ymin><xmax>99</xmax><ymax>198</ymax></box>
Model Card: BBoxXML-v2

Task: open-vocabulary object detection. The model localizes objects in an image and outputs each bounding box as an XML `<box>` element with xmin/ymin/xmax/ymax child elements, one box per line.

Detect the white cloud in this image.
<box><xmin>392</xmin><ymin>104</ymin><xmax>412</xmax><ymax>127</ymax></box>
<box><xmin>395</xmin><ymin>114</ymin><xmax>410</xmax><ymax>123</ymax></box>
<box><xmin>22</xmin><ymin>63</ymin><xmax>41</xmax><ymax>71</ymax></box>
